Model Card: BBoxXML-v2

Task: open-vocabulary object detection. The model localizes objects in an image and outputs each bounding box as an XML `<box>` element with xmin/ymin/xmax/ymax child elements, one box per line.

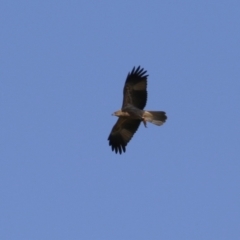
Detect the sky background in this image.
<box><xmin>1</xmin><ymin>1</ymin><xmax>240</xmax><ymax>239</ymax></box>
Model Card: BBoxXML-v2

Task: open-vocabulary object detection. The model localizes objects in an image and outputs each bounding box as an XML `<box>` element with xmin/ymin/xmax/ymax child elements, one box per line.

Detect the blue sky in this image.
<box><xmin>1</xmin><ymin>1</ymin><xmax>240</xmax><ymax>239</ymax></box>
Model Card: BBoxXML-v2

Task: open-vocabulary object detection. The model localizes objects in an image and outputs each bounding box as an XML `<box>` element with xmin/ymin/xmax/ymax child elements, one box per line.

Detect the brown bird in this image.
<box><xmin>108</xmin><ymin>66</ymin><xmax>167</xmax><ymax>154</ymax></box>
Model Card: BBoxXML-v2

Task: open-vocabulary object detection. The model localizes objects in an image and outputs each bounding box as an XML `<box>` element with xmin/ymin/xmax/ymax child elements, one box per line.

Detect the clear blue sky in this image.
<box><xmin>1</xmin><ymin>1</ymin><xmax>240</xmax><ymax>239</ymax></box>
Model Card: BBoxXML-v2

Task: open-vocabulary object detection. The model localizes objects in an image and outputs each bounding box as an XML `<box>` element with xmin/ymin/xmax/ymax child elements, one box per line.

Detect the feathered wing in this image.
<box><xmin>122</xmin><ymin>66</ymin><xmax>148</xmax><ymax>110</ymax></box>
<box><xmin>108</xmin><ymin>118</ymin><xmax>141</xmax><ymax>154</ymax></box>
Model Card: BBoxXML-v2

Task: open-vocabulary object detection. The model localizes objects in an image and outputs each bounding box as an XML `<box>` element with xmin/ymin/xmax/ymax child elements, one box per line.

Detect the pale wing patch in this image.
<box><xmin>133</xmin><ymin>81</ymin><xmax>146</xmax><ymax>91</ymax></box>
<box><xmin>121</xmin><ymin>129</ymin><xmax>133</xmax><ymax>141</ymax></box>
<box><xmin>124</xmin><ymin>85</ymin><xmax>133</xmax><ymax>105</ymax></box>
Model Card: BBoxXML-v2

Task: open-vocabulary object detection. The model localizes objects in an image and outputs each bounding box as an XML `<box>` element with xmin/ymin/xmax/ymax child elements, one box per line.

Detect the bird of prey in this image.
<box><xmin>108</xmin><ymin>66</ymin><xmax>167</xmax><ymax>154</ymax></box>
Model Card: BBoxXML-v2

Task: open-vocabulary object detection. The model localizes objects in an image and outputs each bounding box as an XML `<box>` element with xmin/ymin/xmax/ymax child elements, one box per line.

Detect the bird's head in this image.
<box><xmin>112</xmin><ymin>110</ymin><xmax>122</xmax><ymax>117</ymax></box>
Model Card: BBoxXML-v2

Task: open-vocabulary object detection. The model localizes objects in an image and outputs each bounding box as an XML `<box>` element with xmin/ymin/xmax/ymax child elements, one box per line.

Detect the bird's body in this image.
<box><xmin>108</xmin><ymin>66</ymin><xmax>167</xmax><ymax>154</ymax></box>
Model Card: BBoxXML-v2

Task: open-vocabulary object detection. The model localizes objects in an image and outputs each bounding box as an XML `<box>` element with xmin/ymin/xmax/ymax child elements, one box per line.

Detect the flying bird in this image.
<box><xmin>108</xmin><ymin>66</ymin><xmax>167</xmax><ymax>154</ymax></box>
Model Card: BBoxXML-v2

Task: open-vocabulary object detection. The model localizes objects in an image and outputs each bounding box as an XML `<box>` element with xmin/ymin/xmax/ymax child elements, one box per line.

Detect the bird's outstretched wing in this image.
<box><xmin>108</xmin><ymin>118</ymin><xmax>141</xmax><ymax>154</ymax></box>
<box><xmin>122</xmin><ymin>66</ymin><xmax>148</xmax><ymax>110</ymax></box>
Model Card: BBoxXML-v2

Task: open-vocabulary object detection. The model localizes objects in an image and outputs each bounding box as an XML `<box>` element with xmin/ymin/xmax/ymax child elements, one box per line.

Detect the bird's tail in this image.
<box><xmin>143</xmin><ymin>111</ymin><xmax>167</xmax><ymax>126</ymax></box>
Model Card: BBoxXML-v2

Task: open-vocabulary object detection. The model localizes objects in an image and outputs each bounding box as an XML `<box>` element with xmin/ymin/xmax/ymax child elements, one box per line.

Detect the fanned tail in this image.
<box><xmin>143</xmin><ymin>111</ymin><xmax>167</xmax><ymax>126</ymax></box>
